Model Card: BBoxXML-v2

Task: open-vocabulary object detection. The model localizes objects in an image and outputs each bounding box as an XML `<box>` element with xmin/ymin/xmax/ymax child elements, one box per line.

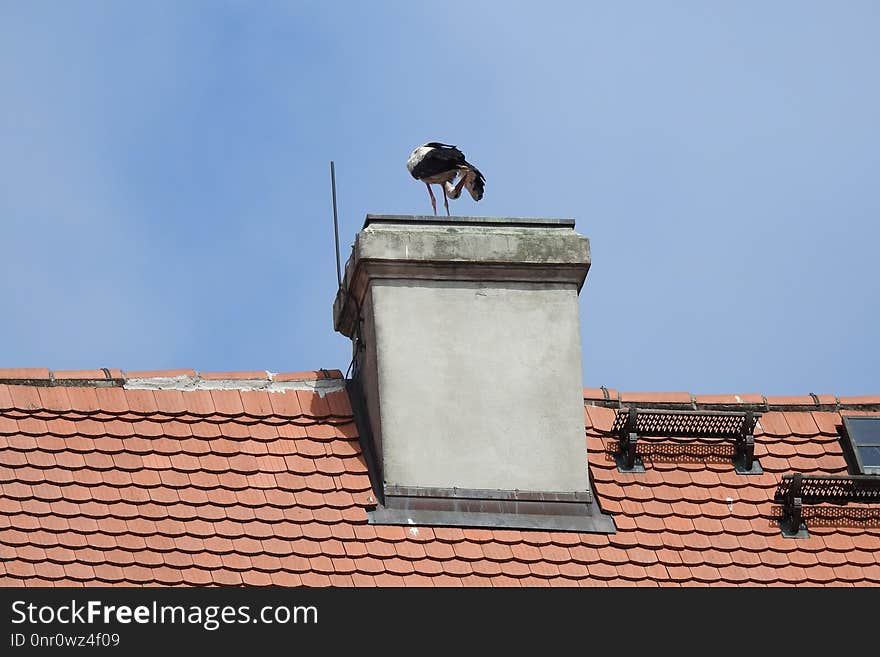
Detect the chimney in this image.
<box><xmin>334</xmin><ymin>215</ymin><xmax>613</xmax><ymax>533</ymax></box>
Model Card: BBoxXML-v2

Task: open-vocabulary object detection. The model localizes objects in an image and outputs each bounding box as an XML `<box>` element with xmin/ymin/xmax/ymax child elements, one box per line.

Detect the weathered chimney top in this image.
<box><xmin>334</xmin><ymin>215</ymin><xmax>591</xmax><ymax>338</ymax></box>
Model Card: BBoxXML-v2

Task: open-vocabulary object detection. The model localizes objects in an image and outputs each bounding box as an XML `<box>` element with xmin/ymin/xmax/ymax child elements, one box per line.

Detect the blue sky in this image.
<box><xmin>1</xmin><ymin>1</ymin><xmax>878</xmax><ymax>395</ymax></box>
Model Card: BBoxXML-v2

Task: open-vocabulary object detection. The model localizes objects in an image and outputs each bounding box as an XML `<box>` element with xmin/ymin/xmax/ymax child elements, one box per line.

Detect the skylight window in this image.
<box><xmin>841</xmin><ymin>416</ymin><xmax>880</xmax><ymax>476</ymax></box>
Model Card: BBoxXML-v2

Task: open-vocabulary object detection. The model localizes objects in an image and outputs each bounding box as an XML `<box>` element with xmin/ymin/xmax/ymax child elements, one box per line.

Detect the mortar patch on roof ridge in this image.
<box><xmin>123</xmin><ymin>375</ymin><xmax>345</xmax><ymax>395</ymax></box>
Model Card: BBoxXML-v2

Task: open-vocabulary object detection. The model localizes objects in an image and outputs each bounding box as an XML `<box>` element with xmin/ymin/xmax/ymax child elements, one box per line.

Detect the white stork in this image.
<box><xmin>406</xmin><ymin>142</ymin><xmax>485</xmax><ymax>216</ymax></box>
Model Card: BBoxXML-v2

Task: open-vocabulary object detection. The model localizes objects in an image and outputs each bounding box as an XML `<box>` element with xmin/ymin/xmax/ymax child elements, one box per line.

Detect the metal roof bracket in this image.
<box><xmin>615</xmin><ymin>407</ymin><xmax>645</xmax><ymax>473</ymax></box>
<box><xmin>733</xmin><ymin>412</ymin><xmax>763</xmax><ymax>475</ymax></box>
<box><xmin>780</xmin><ymin>474</ymin><xmax>809</xmax><ymax>538</ymax></box>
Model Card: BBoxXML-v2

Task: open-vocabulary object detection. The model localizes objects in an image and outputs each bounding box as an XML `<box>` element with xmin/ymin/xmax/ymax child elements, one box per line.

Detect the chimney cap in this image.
<box><xmin>362</xmin><ymin>214</ymin><xmax>576</xmax><ymax>229</ymax></box>
<box><xmin>333</xmin><ymin>214</ymin><xmax>591</xmax><ymax>337</ymax></box>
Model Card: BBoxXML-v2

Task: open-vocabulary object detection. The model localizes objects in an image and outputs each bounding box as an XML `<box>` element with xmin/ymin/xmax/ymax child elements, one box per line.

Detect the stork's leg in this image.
<box><xmin>425</xmin><ymin>183</ymin><xmax>437</xmax><ymax>215</ymax></box>
<box><xmin>442</xmin><ymin>184</ymin><xmax>450</xmax><ymax>216</ymax></box>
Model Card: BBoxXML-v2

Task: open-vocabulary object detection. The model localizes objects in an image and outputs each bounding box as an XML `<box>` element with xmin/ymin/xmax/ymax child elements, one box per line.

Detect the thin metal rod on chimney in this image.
<box><xmin>330</xmin><ymin>160</ymin><xmax>342</xmax><ymax>289</ymax></box>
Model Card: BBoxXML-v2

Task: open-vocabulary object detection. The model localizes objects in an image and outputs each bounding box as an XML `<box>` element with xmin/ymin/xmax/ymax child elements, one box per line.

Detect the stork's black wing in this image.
<box><xmin>410</xmin><ymin>144</ymin><xmax>466</xmax><ymax>179</ymax></box>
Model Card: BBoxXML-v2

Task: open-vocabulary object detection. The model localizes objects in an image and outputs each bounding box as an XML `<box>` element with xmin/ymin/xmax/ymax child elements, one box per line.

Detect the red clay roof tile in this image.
<box><xmin>861</xmin><ymin>564</ymin><xmax>880</xmax><ymax>582</ymax></box>
<box><xmin>272</xmin><ymin>370</ymin><xmax>340</xmax><ymax>382</ymax></box>
<box><xmin>36</xmin><ymin>387</ymin><xmax>73</xmax><ymax>412</ymax></box>
<box><xmin>8</xmin><ymin>385</ymin><xmax>42</xmax><ymax>410</ymax></box>
<box><xmin>201</xmin><ymin>371</ymin><xmax>268</xmax><ymax>381</ymax></box>
<box><xmin>528</xmin><ymin>560</ymin><xmax>560</xmax><ymax>578</ymax></box>
<box><xmin>449</xmin><ymin>542</ymin><xmax>482</xmax><ymax>561</ymax></box>
<box><xmin>125</xmin><ymin>369</ymin><xmax>196</xmax><ymax>379</ymax></box>
<box><xmin>123</xmin><ymin>389</ymin><xmax>159</xmax><ymax>414</ymax></box>
<box><xmin>583</xmin><ymin>388</ymin><xmax>618</xmax><ymax>402</ymax></box>
<box><xmin>146</xmin><ymin>390</ymin><xmax>186</xmax><ymax>416</ymax></box>
<box><xmin>540</xmin><ymin>544</ymin><xmax>572</xmax><ymax>564</ymax></box>
<box><xmin>839</xmin><ymin>395</ymin><xmax>880</xmax><ymax>406</ymax></box>
<box><xmin>492</xmin><ymin>559</ymin><xmax>528</xmax><ymax>578</ymax></box>
<box><xmin>237</xmin><ymin>391</ymin><xmax>272</xmax><ymax>418</ymax></box>
<box><xmin>481</xmin><ymin>542</ymin><xmax>515</xmax><ymax>562</ymax></box>
<box><xmin>620</xmin><ymin>392</ymin><xmax>692</xmax><ymax>405</ymax></box>
<box><xmin>472</xmin><ymin>559</ymin><xmax>503</xmax><ymax>577</ymax></box>
<box><xmin>586</xmin><ymin>562</ymin><xmax>618</xmax><ymax>579</ymax></box>
<box><xmin>267</xmin><ymin>391</ymin><xmax>303</xmax><ymax>417</ymax></box>
<box><xmin>0</xmin><ymin>368</ymin><xmax>51</xmax><ymax>381</ymax></box>
<box><xmin>783</xmin><ymin>412</ymin><xmax>821</xmax><ymax>436</ymax></box>
<box><xmin>766</xmin><ymin>395</ymin><xmax>819</xmax><ymax>407</ymax></box>
<box><xmin>325</xmin><ymin>390</ymin><xmax>352</xmax><ymax>417</ymax></box>
<box><xmin>505</xmin><ymin>544</ymin><xmax>539</xmax><ymax>565</ymax></box>
<box><xmin>210</xmin><ymin>390</ymin><xmax>245</xmax><ymax>416</ymax></box>
<box><xmin>53</xmin><ymin>370</ymin><xmax>116</xmax><ymax>382</ymax></box>
<box><xmin>692</xmin><ymin>394</ymin><xmax>741</xmax><ymax>405</ymax></box>
<box><xmin>0</xmin><ymin>386</ymin><xmax>14</xmax><ymax>411</ymax></box>
<box><xmin>296</xmin><ymin>390</ymin><xmax>330</xmax><ymax>418</ymax></box>
<box><xmin>758</xmin><ymin>412</ymin><xmax>791</xmax><ymax>436</ymax></box>
<box><xmin>584</xmin><ymin>404</ymin><xmax>618</xmax><ymax>432</ymax></box>
<box><xmin>626</xmin><ymin>546</ymin><xmax>659</xmax><ymax>566</ymax></box>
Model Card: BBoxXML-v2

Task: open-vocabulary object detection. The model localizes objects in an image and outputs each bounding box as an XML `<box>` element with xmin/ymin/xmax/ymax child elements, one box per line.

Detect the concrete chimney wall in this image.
<box><xmin>334</xmin><ymin>215</ymin><xmax>593</xmax><ymax>502</ymax></box>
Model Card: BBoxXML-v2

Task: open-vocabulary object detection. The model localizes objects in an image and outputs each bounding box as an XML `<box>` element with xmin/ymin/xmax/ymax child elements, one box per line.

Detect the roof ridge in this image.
<box><xmin>583</xmin><ymin>388</ymin><xmax>880</xmax><ymax>412</ymax></box>
<box><xmin>0</xmin><ymin>368</ymin><xmax>345</xmax><ymax>391</ymax></box>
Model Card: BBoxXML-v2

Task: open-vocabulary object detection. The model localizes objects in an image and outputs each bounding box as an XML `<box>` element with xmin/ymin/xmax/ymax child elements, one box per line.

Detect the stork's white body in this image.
<box><xmin>405</xmin><ymin>146</ymin><xmax>434</xmax><ymax>175</ymax></box>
